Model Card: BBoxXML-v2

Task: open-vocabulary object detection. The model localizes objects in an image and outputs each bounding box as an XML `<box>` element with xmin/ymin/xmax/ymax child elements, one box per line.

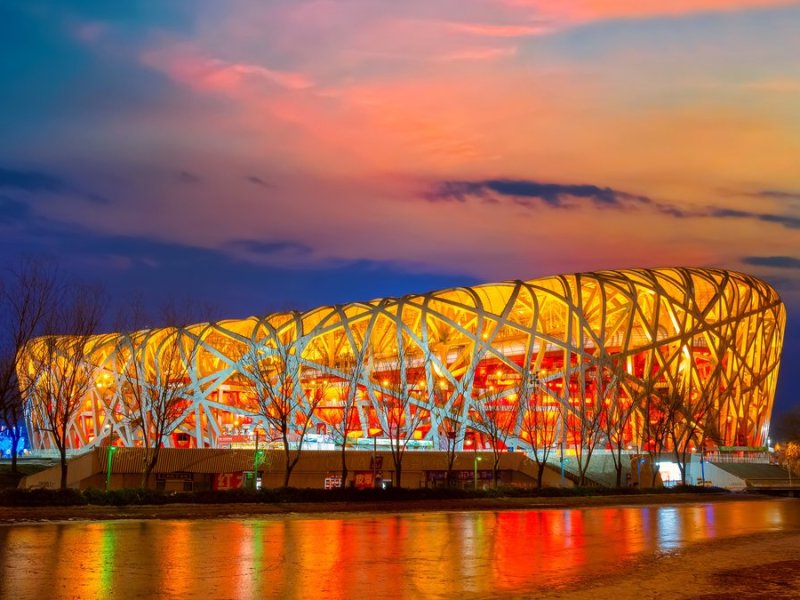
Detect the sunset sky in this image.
<box><xmin>1</xmin><ymin>1</ymin><xmax>798</xmax><ymax>413</ymax></box>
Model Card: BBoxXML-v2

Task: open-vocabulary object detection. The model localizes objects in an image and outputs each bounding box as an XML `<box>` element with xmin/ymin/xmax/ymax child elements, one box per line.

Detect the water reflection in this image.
<box><xmin>0</xmin><ymin>499</ymin><xmax>797</xmax><ymax>600</ymax></box>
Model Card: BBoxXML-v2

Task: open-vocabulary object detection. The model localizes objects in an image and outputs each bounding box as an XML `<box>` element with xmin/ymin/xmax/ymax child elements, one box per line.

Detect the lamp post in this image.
<box><xmin>252</xmin><ymin>429</ymin><xmax>260</xmax><ymax>490</ymax></box>
<box><xmin>700</xmin><ymin>451</ymin><xmax>706</xmax><ymax>486</ymax></box>
<box><xmin>372</xmin><ymin>432</ymin><xmax>378</xmax><ymax>488</ymax></box>
<box><xmin>105</xmin><ymin>446</ymin><xmax>117</xmax><ymax>492</ymax></box>
<box><xmin>473</xmin><ymin>455</ymin><xmax>482</xmax><ymax>490</ymax></box>
<box><xmin>637</xmin><ymin>457</ymin><xmax>646</xmax><ymax>488</ymax></box>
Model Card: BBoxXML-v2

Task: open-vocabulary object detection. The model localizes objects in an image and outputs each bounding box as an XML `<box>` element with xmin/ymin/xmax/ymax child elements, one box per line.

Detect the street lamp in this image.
<box><xmin>372</xmin><ymin>432</ymin><xmax>379</xmax><ymax>488</ymax></box>
<box><xmin>253</xmin><ymin>450</ymin><xmax>264</xmax><ymax>490</ymax></box>
<box><xmin>699</xmin><ymin>450</ymin><xmax>706</xmax><ymax>486</ymax></box>
<box><xmin>474</xmin><ymin>455</ymin><xmax>482</xmax><ymax>490</ymax></box>
<box><xmin>252</xmin><ymin>429</ymin><xmax>262</xmax><ymax>490</ymax></box>
<box><xmin>637</xmin><ymin>457</ymin><xmax>646</xmax><ymax>488</ymax></box>
<box><xmin>105</xmin><ymin>446</ymin><xmax>117</xmax><ymax>491</ymax></box>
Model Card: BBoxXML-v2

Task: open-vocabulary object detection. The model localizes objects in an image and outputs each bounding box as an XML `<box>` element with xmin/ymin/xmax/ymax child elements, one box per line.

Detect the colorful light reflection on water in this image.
<box><xmin>1</xmin><ymin>500</ymin><xmax>798</xmax><ymax>599</ymax></box>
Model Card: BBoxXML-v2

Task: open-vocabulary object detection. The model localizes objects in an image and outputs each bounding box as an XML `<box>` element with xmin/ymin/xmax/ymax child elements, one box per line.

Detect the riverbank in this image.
<box><xmin>540</xmin><ymin>529</ymin><xmax>800</xmax><ymax>599</ymax></box>
<box><xmin>0</xmin><ymin>491</ymin><xmax>775</xmax><ymax>523</ymax></box>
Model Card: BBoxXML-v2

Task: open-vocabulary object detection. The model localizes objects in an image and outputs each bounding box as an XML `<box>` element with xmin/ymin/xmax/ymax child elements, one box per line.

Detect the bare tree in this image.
<box><xmin>518</xmin><ymin>371</ymin><xmax>561</xmax><ymax>489</ymax></box>
<box><xmin>26</xmin><ymin>285</ymin><xmax>104</xmax><ymax>489</ymax></box>
<box><xmin>572</xmin><ymin>363</ymin><xmax>609</xmax><ymax>487</ymax></box>
<box><xmin>668</xmin><ymin>376</ymin><xmax>717</xmax><ymax>486</ymax></box>
<box><xmin>596</xmin><ymin>355</ymin><xmax>638</xmax><ymax>487</ymax></box>
<box><xmin>435</xmin><ymin>382</ymin><xmax>465</xmax><ymax>487</ymax></box>
<box><xmin>116</xmin><ymin>324</ymin><xmax>198</xmax><ymax>487</ymax></box>
<box><xmin>326</xmin><ymin>354</ymin><xmax>366</xmax><ymax>487</ymax></box>
<box><xmin>470</xmin><ymin>382</ymin><xmax>520</xmax><ymax>487</ymax></box>
<box><xmin>669</xmin><ymin>338</ymin><xmax>735</xmax><ymax>485</ymax></box>
<box><xmin>370</xmin><ymin>340</ymin><xmax>426</xmax><ymax>489</ymax></box>
<box><xmin>238</xmin><ymin>314</ymin><xmax>322</xmax><ymax>488</ymax></box>
<box><xmin>0</xmin><ymin>260</ymin><xmax>57</xmax><ymax>473</ymax></box>
<box><xmin>778</xmin><ymin>441</ymin><xmax>800</xmax><ymax>477</ymax></box>
<box><xmin>642</xmin><ymin>387</ymin><xmax>674</xmax><ymax>488</ymax></box>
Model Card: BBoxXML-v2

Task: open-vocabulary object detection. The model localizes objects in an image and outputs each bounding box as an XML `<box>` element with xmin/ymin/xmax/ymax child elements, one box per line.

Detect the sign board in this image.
<box><xmin>217</xmin><ymin>434</ymin><xmax>257</xmax><ymax>449</ymax></box>
<box><xmin>213</xmin><ymin>472</ymin><xmax>245</xmax><ymax>490</ymax></box>
<box><xmin>354</xmin><ymin>471</ymin><xmax>381</xmax><ymax>489</ymax></box>
<box><xmin>156</xmin><ymin>472</ymin><xmax>193</xmax><ymax>481</ymax></box>
<box><xmin>426</xmin><ymin>470</ymin><xmax>493</xmax><ymax>482</ymax></box>
<box><xmin>324</xmin><ymin>475</ymin><xmax>342</xmax><ymax>489</ymax></box>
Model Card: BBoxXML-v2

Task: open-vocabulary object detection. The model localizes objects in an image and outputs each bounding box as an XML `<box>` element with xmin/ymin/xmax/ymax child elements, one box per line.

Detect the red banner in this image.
<box><xmin>213</xmin><ymin>472</ymin><xmax>245</xmax><ymax>490</ymax></box>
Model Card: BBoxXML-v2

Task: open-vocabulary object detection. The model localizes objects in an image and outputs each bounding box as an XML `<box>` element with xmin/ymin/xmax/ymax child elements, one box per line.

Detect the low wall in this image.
<box><xmin>20</xmin><ymin>449</ymin><xmax>571</xmax><ymax>491</ymax></box>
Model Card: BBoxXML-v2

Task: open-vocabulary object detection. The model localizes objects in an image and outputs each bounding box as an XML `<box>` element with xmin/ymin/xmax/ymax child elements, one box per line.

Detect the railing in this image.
<box><xmin>706</xmin><ymin>453</ymin><xmax>771</xmax><ymax>464</ymax></box>
<box><xmin>745</xmin><ymin>478</ymin><xmax>799</xmax><ymax>488</ymax></box>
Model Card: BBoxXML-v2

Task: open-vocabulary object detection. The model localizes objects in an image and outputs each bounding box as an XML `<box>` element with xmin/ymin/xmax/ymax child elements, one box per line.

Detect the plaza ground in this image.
<box><xmin>0</xmin><ymin>492</ymin><xmax>800</xmax><ymax>600</ymax></box>
<box><xmin>541</xmin><ymin>529</ymin><xmax>800</xmax><ymax>599</ymax></box>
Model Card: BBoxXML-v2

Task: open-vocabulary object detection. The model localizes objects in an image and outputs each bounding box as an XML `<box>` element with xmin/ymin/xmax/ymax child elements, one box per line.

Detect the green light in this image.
<box><xmin>105</xmin><ymin>446</ymin><xmax>117</xmax><ymax>492</ymax></box>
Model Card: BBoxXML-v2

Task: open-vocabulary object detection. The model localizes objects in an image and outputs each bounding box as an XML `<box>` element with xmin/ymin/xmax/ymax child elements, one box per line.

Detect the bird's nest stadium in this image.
<box><xmin>20</xmin><ymin>267</ymin><xmax>785</xmax><ymax>454</ymax></box>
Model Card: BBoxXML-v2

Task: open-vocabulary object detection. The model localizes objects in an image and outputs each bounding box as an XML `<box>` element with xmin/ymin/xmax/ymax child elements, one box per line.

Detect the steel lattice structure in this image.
<box><xmin>22</xmin><ymin>268</ymin><xmax>785</xmax><ymax>453</ymax></box>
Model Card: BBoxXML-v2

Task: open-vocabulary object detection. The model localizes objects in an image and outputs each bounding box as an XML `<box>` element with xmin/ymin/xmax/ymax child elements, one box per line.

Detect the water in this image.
<box><xmin>1</xmin><ymin>499</ymin><xmax>798</xmax><ymax>599</ymax></box>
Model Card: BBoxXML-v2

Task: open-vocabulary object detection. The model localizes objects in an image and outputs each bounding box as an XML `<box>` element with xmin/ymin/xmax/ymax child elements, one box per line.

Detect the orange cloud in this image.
<box><xmin>104</xmin><ymin>0</ymin><xmax>800</xmax><ymax>282</ymax></box>
<box><xmin>446</xmin><ymin>21</ymin><xmax>551</xmax><ymax>37</ymax></box>
<box><xmin>503</xmin><ymin>0</ymin><xmax>799</xmax><ymax>22</ymax></box>
<box><xmin>740</xmin><ymin>79</ymin><xmax>800</xmax><ymax>94</ymax></box>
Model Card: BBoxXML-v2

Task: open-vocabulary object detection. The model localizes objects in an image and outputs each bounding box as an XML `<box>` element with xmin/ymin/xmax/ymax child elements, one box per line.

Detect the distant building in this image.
<box><xmin>19</xmin><ymin>268</ymin><xmax>785</xmax><ymax>456</ymax></box>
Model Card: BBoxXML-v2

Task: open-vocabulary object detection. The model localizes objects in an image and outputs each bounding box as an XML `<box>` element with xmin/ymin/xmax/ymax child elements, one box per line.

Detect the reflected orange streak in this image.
<box><xmin>1</xmin><ymin>501</ymin><xmax>799</xmax><ymax>598</ymax></box>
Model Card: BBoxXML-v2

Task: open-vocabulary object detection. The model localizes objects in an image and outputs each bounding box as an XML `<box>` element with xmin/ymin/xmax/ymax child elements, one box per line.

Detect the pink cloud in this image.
<box><xmin>446</xmin><ymin>21</ymin><xmax>551</xmax><ymax>37</ymax></box>
<box><xmin>141</xmin><ymin>44</ymin><xmax>313</xmax><ymax>95</ymax></box>
<box><xmin>216</xmin><ymin>62</ymin><xmax>313</xmax><ymax>91</ymax></box>
<box><xmin>36</xmin><ymin>0</ymin><xmax>800</xmax><ymax>289</ymax></box>
<box><xmin>434</xmin><ymin>46</ymin><xmax>518</xmax><ymax>62</ymax></box>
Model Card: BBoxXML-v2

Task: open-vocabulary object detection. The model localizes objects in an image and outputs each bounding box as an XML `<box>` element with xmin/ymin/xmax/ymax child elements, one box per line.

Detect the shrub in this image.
<box><xmin>0</xmin><ymin>482</ymin><xmax>727</xmax><ymax>507</ymax></box>
<box><xmin>0</xmin><ymin>488</ymin><xmax>88</xmax><ymax>507</ymax></box>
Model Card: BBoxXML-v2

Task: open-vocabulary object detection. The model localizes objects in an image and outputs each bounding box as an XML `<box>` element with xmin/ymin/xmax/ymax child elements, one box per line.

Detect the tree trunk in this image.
<box><xmin>391</xmin><ymin>453</ymin><xmax>402</xmax><ymax>489</ymax></box>
<box><xmin>678</xmin><ymin>457</ymin><xmax>687</xmax><ymax>485</ymax></box>
<box><xmin>614</xmin><ymin>447</ymin><xmax>623</xmax><ymax>488</ymax></box>
<box><xmin>578</xmin><ymin>447</ymin><xmax>595</xmax><ymax>487</ymax></box>
<box><xmin>650</xmin><ymin>464</ymin><xmax>660</xmax><ymax>488</ymax></box>
<box><xmin>340</xmin><ymin>438</ymin><xmax>348</xmax><ymax>487</ymax></box>
<box><xmin>282</xmin><ymin>434</ymin><xmax>293</xmax><ymax>488</ymax></box>
<box><xmin>142</xmin><ymin>463</ymin><xmax>153</xmax><ymax>490</ymax></box>
<box><xmin>536</xmin><ymin>461</ymin><xmax>546</xmax><ymax>489</ymax></box>
<box><xmin>10</xmin><ymin>428</ymin><xmax>20</xmax><ymax>475</ymax></box>
<box><xmin>142</xmin><ymin>446</ymin><xmax>160</xmax><ymax>489</ymax></box>
<box><xmin>446</xmin><ymin>453</ymin><xmax>456</xmax><ymax>488</ymax></box>
<box><xmin>59</xmin><ymin>448</ymin><xmax>68</xmax><ymax>490</ymax></box>
<box><xmin>285</xmin><ymin>450</ymin><xmax>302</xmax><ymax>488</ymax></box>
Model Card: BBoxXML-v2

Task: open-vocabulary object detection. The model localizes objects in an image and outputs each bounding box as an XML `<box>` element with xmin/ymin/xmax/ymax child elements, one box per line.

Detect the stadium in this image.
<box><xmin>21</xmin><ymin>267</ymin><xmax>785</xmax><ymax>464</ymax></box>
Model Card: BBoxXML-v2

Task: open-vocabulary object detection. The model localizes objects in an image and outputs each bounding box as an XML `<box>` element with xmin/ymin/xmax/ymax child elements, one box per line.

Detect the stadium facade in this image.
<box><xmin>20</xmin><ymin>268</ymin><xmax>785</xmax><ymax>455</ymax></box>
